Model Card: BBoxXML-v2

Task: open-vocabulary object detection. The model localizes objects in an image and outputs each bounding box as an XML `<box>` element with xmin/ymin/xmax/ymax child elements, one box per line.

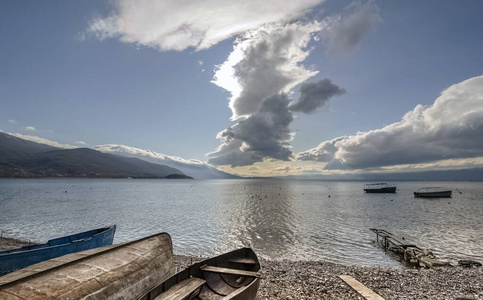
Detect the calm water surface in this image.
<box><xmin>0</xmin><ymin>179</ymin><xmax>481</xmax><ymax>269</ymax></box>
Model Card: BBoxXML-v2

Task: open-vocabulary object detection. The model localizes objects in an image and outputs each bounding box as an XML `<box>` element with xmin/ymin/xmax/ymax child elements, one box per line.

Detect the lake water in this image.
<box><xmin>0</xmin><ymin>179</ymin><xmax>481</xmax><ymax>269</ymax></box>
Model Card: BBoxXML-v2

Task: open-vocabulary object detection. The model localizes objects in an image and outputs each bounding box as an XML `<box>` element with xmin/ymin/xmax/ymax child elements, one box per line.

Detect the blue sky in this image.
<box><xmin>1</xmin><ymin>0</ymin><xmax>483</xmax><ymax>177</ymax></box>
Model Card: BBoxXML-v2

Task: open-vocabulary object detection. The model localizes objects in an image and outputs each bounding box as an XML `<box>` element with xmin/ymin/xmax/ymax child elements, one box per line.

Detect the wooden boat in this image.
<box><xmin>0</xmin><ymin>225</ymin><xmax>116</xmax><ymax>276</ymax></box>
<box><xmin>414</xmin><ymin>187</ymin><xmax>452</xmax><ymax>198</ymax></box>
<box><xmin>0</xmin><ymin>232</ymin><xmax>175</xmax><ymax>300</ymax></box>
<box><xmin>139</xmin><ymin>247</ymin><xmax>261</xmax><ymax>300</ymax></box>
<box><xmin>363</xmin><ymin>183</ymin><xmax>396</xmax><ymax>193</ymax></box>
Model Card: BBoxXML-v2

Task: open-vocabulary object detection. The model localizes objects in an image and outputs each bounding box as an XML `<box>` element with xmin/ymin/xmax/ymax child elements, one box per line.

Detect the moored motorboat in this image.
<box><xmin>364</xmin><ymin>183</ymin><xmax>397</xmax><ymax>193</ymax></box>
<box><xmin>0</xmin><ymin>232</ymin><xmax>175</xmax><ymax>300</ymax></box>
<box><xmin>139</xmin><ymin>247</ymin><xmax>261</xmax><ymax>300</ymax></box>
<box><xmin>414</xmin><ymin>187</ymin><xmax>452</xmax><ymax>198</ymax></box>
<box><xmin>0</xmin><ymin>225</ymin><xmax>116</xmax><ymax>276</ymax></box>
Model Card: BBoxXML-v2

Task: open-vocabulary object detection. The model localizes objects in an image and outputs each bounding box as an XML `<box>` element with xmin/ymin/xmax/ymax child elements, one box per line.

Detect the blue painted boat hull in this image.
<box><xmin>0</xmin><ymin>225</ymin><xmax>116</xmax><ymax>276</ymax></box>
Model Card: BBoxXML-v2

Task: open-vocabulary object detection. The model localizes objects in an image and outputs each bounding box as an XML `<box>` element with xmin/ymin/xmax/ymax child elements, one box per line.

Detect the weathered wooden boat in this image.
<box><xmin>0</xmin><ymin>225</ymin><xmax>116</xmax><ymax>276</ymax></box>
<box><xmin>0</xmin><ymin>232</ymin><xmax>175</xmax><ymax>300</ymax></box>
<box><xmin>139</xmin><ymin>247</ymin><xmax>261</xmax><ymax>300</ymax></box>
<box><xmin>363</xmin><ymin>183</ymin><xmax>396</xmax><ymax>193</ymax></box>
<box><xmin>414</xmin><ymin>187</ymin><xmax>452</xmax><ymax>198</ymax></box>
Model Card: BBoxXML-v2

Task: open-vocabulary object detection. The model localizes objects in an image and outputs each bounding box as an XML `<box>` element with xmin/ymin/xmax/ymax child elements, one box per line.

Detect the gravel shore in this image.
<box><xmin>174</xmin><ymin>255</ymin><xmax>483</xmax><ymax>300</ymax></box>
<box><xmin>2</xmin><ymin>238</ymin><xmax>481</xmax><ymax>299</ymax></box>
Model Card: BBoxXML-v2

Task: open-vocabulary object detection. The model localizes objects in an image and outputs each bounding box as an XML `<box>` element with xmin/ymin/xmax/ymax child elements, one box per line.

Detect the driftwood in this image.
<box><xmin>339</xmin><ymin>275</ymin><xmax>385</xmax><ymax>300</ymax></box>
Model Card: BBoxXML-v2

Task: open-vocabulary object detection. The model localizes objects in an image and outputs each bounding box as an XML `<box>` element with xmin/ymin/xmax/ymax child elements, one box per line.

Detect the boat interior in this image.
<box><xmin>141</xmin><ymin>248</ymin><xmax>260</xmax><ymax>300</ymax></box>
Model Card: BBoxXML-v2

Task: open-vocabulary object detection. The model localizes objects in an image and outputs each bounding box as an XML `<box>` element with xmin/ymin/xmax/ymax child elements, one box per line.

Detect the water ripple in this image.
<box><xmin>0</xmin><ymin>179</ymin><xmax>482</xmax><ymax>268</ymax></box>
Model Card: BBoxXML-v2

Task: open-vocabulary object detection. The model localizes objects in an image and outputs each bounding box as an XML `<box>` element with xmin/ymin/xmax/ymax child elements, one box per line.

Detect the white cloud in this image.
<box><xmin>75</xmin><ymin>141</ymin><xmax>88</xmax><ymax>146</ymax></box>
<box><xmin>22</xmin><ymin>126</ymin><xmax>36</xmax><ymax>131</ymax></box>
<box><xmin>94</xmin><ymin>144</ymin><xmax>205</xmax><ymax>166</ymax></box>
<box><xmin>87</xmin><ymin>0</ymin><xmax>324</xmax><ymax>51</ymax></box>
<box><xmin>8</xmin><ymin>119</ymin><xmax>16</xmax><ymax>124</ymax></box>
<box><xmin>208</xmin><ymin>22</ymin><xmax>331</xmax><ymax>166</ymax></box>
<box><xmin>298</xmin><ymin>75</ymin><xmax>483</xmax><ymax>170</ymax></box>
<box><xmin>9</xmin><ymin>133</ymin><xmax>78</xmax><ymax>149</ymax></box>
<box><xmin>319</xmin><ymin>0</ymin><xmax>380</xmax><ymax>57</ymax></box>
<box><xmin>213</xmin><ymin>22</ymin><xmax>322</xmax><ymax>120</ymax></box>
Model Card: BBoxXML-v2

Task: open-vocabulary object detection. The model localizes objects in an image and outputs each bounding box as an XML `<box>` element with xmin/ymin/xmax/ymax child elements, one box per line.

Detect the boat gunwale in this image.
<box><xmin>364</xmin><ymin>182</ymin><xmax>396</xmax><ymax>187</ymax></box>
<box><xmin>0</xmin><ymin>225</ymin><xmax>116</xmax><ymax>256</ymax></box>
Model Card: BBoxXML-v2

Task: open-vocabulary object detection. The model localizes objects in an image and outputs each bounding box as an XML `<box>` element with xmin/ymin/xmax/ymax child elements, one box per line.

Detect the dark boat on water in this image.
<box><xmin>0</xmin><ymin>232</ymin><xmax>174</xmax><ymax>300</ymax></box>
<box><xmin>0</xmin><ymin>225</ymin><xmax>116</xmax><ymax>276</ymax></box>
<box><xmin>414</xmin><ymin>187</ymin><xmax>452</xmax><ymax>198</ymax></box>
<box><xmin>139</xmin><ymin>247</ymin><xmax>261</xmax><ymax>300</ymax></box>
<box><xmin>364</xmin><ymin>183</ymin><xmax>397</xmax><ymax>193</ymax></box>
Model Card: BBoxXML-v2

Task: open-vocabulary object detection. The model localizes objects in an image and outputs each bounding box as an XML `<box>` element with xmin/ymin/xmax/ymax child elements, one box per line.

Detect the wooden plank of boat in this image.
<box><xmin>228</xmin><ymin>257</ymin><xmax>257</xmax><ymax>265</ymax></box>
<box><xmin>339</xmin><ymin>275</ymin><xmax>385</xmax><ymax>300</ymax></box>
<box><xmin>0</xmin><ymin>232</ymin><xmax>175</xmax><ymax>300</ymax></box>
<box><xmin>139</xmin><ymin>247</ymin><xmax>261</xmax><ymax>300</ymax></box>
<box><xmin>154</xmin><ymin>277</ymin><xmax>206</xmax><ymax>300</ymax></box>
<box><xmin>200</xmin><ymin>265</ymin><xmax>260</xmax><ymax>277</ymax></box>
<box><xmin>0</xmin><ymin>225</ymin><xmax>116</xmax><ymax>276</ymax></box>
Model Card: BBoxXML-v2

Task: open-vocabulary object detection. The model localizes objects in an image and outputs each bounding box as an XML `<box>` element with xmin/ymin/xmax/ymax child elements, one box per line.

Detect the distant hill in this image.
<box><xmin>0</xmin><ymin>132</ymin><xmax>191</xmax><ymax>179</ymax></box>
<box><xmin>93</xmin><ymin>144</ymin><xmax>240</xmax><ymax>179</ymax></box>
<box><xmin>0</xmin><ymin>131</ymin><xmax>58</xmax><ymax>160</ymax></box>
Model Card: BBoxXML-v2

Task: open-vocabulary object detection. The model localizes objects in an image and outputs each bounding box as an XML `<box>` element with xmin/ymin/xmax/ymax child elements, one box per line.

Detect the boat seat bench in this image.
<box><xmin>154</xmin><ymin>277</ymin><xmax>206</xmax><ymax>300</ymax></box>
<box><xmin>201</xmin><ymin>265</ymin><xmax>260</xmax><ymax>277</ymax></box>
<box><xmin>228</xmin><ymin>258</ymin><xmax>256</xmax><ymax>265</ymax></box>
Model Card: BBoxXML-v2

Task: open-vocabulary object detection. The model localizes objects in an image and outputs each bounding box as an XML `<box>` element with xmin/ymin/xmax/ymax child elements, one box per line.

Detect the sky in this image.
<box><xmin>1</xmin><ymin>0</ymin><xmax>483</xmax><ymax>177</ymax></box>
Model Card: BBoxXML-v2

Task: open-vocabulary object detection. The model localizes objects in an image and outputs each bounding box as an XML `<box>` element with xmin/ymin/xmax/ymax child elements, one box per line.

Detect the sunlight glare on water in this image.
<box><xmin>0</xmin><ymin>178</ymin><xmax>482</xmax><ymax>269</ymax></box>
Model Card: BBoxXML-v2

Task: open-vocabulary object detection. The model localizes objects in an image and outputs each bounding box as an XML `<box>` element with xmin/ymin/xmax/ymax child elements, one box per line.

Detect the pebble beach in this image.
<box><xmin>173</xmin><ymin>255</ymin><xmax>483</xmax><ymax>300</ymax></box>
<box><xmin>2</xmin><ymin>237</ymin><xmax>482</xmax><ymax>299</ymax></box>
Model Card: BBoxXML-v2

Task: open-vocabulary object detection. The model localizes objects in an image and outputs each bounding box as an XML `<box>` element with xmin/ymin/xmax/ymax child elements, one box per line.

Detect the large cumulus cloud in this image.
<box><xmin>298</xmin><ymin>75</ymin><xmax>483</xmax><ymax>169</ymax></box>
<box><xmin>207</xmin><ymin>23</ymin><xmax>321</xmax><ymax>166</ymax></box>
<box><xmin>208</xmin><ymin>2</ymin><xmax>378</xmax><ymax>167</ymax></box>
<box><xmin>208</xmin><ymin>94</ymin><xmax>294</xmax><ymax>166</ymax></box>
<box><xmin>212</xmin><ymin>22</ymin><xmax>322</xmax><ymax>120</ymax></box>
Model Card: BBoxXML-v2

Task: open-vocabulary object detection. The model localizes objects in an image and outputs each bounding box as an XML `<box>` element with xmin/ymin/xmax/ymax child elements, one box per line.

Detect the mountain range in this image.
<box><xmin>0</xmin><ymin>132</ymin><xmax>191</xmax><ymax>179</ymax></box>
